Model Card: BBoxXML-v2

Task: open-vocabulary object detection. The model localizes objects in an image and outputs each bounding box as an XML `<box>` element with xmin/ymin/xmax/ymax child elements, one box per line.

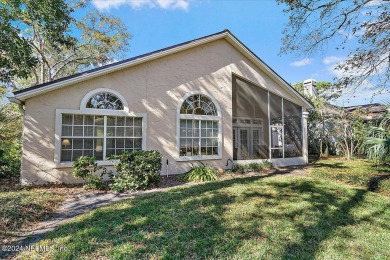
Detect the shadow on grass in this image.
<box><xmin>6</xmin><ymin>174</ymin><xmax>390</xmax><ymax>259</ymax></box>
<box><xmin>279</xmin><ymin>183</ymin><xmax>368</xmax><ymax>259</ymax></box>
<box><xmin>311</xmin><ymin>162</ymin><xmax>348</xmax><ymax>169</ymax></box>
<box><xmin>368</xmin><ymin>174</ymin><xmax>390</xmax><ymax>192</ymax></box>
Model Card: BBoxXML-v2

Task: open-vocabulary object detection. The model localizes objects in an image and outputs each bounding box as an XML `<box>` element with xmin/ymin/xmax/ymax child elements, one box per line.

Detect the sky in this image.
<box><xmin>87</xmin><ymin>0</ymin><xmax>390</xmax><ymax>106</ymax></box>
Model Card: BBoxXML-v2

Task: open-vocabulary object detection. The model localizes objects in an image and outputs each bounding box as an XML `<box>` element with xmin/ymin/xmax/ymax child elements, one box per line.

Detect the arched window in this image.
<box><xmin>180</xmin><ymin>94</ymin><xmax>218</xmax><ymax>115</ymax></box>
<box><xmin>86</xmin><ymin>92</ymin><xmax>124</xmax><ymax>110</ymax></box>
<box><xmin>178</xmin><ymin>93</ymin><xmax>221</xmax><ymax>160</ymax></box>
<box><xmin>56</xmin><ymin>89</ymin><xmax>144</xmax><ymax>164</ymax></box>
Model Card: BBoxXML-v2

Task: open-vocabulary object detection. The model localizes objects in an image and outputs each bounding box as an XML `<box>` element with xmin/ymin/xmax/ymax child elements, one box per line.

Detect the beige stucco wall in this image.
<box><xmin>21</xmin><ymin>39</ymin><xmax>307</xmax><ymax>185</ymax></box>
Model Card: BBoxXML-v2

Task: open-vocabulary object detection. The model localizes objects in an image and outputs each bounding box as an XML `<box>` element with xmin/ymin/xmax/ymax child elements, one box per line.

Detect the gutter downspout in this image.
<box><xmin>7</xmin><ymin>96</ymin><xmax>25</xmax><ymax>115</ymax></box>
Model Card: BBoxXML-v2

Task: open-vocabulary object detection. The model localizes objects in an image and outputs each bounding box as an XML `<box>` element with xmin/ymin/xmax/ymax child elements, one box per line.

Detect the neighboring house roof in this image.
<box><xmin>343</xmin><ymin>103</ymin><xmax>387</xmax><ymax>120</ymax></box>
<box><xmin>316</xmin><ymin>102</ymin><xmax>387</xmax><ymax>121</ymax></box>
<box><xmin>12</xmin><ymin>29</ymin><xmax>313</xmax><ymax>109</ymax></box>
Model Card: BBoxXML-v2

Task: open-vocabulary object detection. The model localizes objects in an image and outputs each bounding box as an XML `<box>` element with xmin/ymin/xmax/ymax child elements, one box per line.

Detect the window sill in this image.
<box><xmin>176</xmin><ymin>155</ymin><xmax>222</xmax><ymax>162</ymax></box>
<box><xmin>55</xmin><ymin>160</ymin><xmax>117</xmax><ymax>169</ymax></box>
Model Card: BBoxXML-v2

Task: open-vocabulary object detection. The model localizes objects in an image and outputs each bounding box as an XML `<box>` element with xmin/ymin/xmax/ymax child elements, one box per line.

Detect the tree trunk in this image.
<box><xmin>350</xmin><ymin>139</ymin><xmax>354</xmax><ymax>159</ymax></box>
<box><xmin>324</xmin><ymin>143</ymin><xmax>329</xmax><ymax>158</ymax></box>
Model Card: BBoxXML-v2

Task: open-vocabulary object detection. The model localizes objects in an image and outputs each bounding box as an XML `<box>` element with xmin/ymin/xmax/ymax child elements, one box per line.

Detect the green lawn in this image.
<box><xmin>310</xmin><ymin>158</ymin><xmax>390</xmax><ymax>195</ymax></box>
<box><xmin>18</xmin><ymin>175</ymin><xmax>390</xmax><ymax>259</ymax></box>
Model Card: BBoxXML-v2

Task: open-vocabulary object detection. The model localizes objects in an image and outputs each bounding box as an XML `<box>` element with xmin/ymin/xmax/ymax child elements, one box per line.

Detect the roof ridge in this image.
<box><xmin>14</xmin><ymin>30</ymin><xmax>229</xmax><ymax>95</ymax></box>
<box><xmin>11</xmin><ymin>29</ymin><xmax>312</xmax><ymax>109</ymax></box>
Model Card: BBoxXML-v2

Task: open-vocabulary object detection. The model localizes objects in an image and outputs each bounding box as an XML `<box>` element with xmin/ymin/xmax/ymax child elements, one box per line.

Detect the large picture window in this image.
<box><xmin>60</xmin><ymin>114</ymin><xmax>143</xmax><ymax>162</ymax></box>
<box><xmin>178</xmin><ymin>94</ymin><xmax>221</xmax><ymax>160</ymax></box>
<box><xmin>55</xmin><ymin>89</ymin><xmax>145</xmax><ymax>165</ymax></box>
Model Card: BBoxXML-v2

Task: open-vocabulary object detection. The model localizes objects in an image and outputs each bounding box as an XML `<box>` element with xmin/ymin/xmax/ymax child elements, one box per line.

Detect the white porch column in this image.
<box><xmin>302</xmin><ymin>110</ymin><xmax>309</xmax><ymax>164</ymax></box>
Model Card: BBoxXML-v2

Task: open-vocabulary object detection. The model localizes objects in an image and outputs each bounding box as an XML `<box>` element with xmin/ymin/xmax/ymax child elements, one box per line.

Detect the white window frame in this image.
<box><xmin>54</xmin><ymin>89</ymin><xmax>146</xmax><ymax>168</ymax></box>
<box><xmin>55</xmin><ymin>109</ymin><xmax>147</xmax><ymax>168</ymax></box>
<box><xmin>176</xmin><ymin>91</ymin><xmax>222</xmax><ymax>161</ymax></box>
<box><xmin>80</xmin><ymin>88</ymin><xmax>129</xmax><ymax>112</ymax></box>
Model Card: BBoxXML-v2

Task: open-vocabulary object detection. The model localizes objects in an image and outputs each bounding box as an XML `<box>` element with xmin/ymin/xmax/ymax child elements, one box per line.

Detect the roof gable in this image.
<box><xmin>12</xmin><ymin>30</ymin><xmax>312</xmax><ymax>109</ymax></box>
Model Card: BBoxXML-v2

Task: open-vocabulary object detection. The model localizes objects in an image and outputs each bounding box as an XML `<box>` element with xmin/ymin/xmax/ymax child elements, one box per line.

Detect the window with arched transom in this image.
<box><xmin>86</xmin><ymin>92</ymin><xmax>124</xmax><ymax>110</ymax></box>
<box><xmin>56</xmin><ymin>89</ymin><xmax>145</xmax><ymax>164</ymax></box>
<box><xmin>178</xmin><ymin>93</ymin><xmax>221</xmax><ymax>160</ymax></box>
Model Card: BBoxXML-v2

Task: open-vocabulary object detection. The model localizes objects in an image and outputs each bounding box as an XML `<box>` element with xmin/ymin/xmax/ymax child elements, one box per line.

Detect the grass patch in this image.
<box><xmin>17</xmin><ymin>175</ymin><xmax>390</xmax><ymax>259</ymax></box>
<box><xmin>311</xmin><ymin>158</ymin><xmax>390</xmax><ymax>195</ymax></box>
<box><xmin>0</xmin><ymin>185</ymin><xmax>79</xmax><ymax>244</ymax></box>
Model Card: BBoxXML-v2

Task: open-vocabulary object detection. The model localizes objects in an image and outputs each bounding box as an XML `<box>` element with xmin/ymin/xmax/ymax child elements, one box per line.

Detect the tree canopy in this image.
<box><xmin>0</xmin><ymin>0</ymin><xmax>131</xmax><ymax>177</ymax></box>
<box><xmin>293</xmin><ymin>81</ymin><xmax>368</xmax><ymax>159</ymax></box>
<box><xmin>279</xmin><ymin>0</ymin><xmax>389</xmax><ymax>91</ymax></box>
<box><xmin>18</xmin><ymin>9</ymin><xmax>131</xmax><ymax>88</ymax></box>
<box><xmin>1</xmin><ymin>0</ymin><xmax>131</xmax><ymax>89</ymax></box>
<box><xmin>0</xmin><ymin>0</ymin><xmax>76</xmax><ymax>83</ymax></box>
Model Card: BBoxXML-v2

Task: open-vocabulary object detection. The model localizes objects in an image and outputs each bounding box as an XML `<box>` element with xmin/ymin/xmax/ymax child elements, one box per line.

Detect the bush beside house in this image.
<box><xmin>110</xmin><ymin>150</ymin><xmax>162</xmax><ymax>192</ymax></box>
<box><xmin>73</xmin><ymin>150</ymin><xmax>162</xmax><ymax>192</ymax></box>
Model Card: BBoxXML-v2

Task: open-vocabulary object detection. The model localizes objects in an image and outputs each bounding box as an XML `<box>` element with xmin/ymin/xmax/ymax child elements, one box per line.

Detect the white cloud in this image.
<box><xmin>331</xmin><ymin>82</ymin><xmax>390</xmax><ymax>106</ymax></box>
<box><xmin>92</xmin><ymin>0</ymin><xmax>190</xmax><ymax>11</ymax></box>
<box><xmin>289</xmin><ymin>58</ymin><xmax>313</xmax><ymax>67</ymax></box>
<box><xmin>327</xmin><ymin>63</ymin><xmax>357</xmax><ymax>79</ymax></box>
<box><xmin>156</xmin><ymin>0</ymin><xmax>189</xmax><ymax>10</ymax></box>
<box><xmin>365</xmin><ymin>0</ymin><xmax>385</xmax><ymax>7</ymax></box>
<box><xmin>327</xmin><ymin>53</ymin><xmax>387</xmax><ymax>79</ymax></box>
<box><xmin>327</xmin><ymin>55</ymin><xmax>390</xmax><ymax>105</ymax></box>
<box><xmin>322</xmin><ymin>56</ymin><xmax>344</xmax><ymax>65</ymax></box>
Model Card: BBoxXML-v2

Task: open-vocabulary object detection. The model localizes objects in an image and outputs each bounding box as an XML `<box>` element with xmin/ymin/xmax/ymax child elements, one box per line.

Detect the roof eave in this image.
<box><xmin>14</xmin><ymin>31</ymin><xmax>230</xmax><ymax>101</ymax></box>
<box><xmin>14</xmin><ymin>30</ymin><xmax>313</xmax><ymax>109</ymax></box>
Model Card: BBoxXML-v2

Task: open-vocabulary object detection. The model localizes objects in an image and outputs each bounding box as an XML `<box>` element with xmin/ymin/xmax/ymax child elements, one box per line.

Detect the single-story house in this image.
<box><xmin>11</xmin><ymin>30</ymin><xmax>313</xmax><ymax>185</ymax></box>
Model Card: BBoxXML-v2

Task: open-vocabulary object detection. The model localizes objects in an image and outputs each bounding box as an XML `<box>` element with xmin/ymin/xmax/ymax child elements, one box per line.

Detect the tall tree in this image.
<box><xmin>19</xmin><ymin>9</ymin><xmax>131</xmax><ymax>87</ymax></box>
<box><xmin>0</xmin><ymin>1</ymin><xmax>131</xmax><ymax>177</ymax></box>
<box><xmin>279</xmin><ymin>0</ymin><xmax>389</xmax><ymax>91</ymax></box>
<box><xmin>0</xmin><ymin>86</ymin><xmax>22</xmax><ymax>177</ymax></box>
<box><xmin>294</xmin><ymin>81</ymin><xmax>337</xmax><ymax>157</ymax></box>
<box><xmin>330</xmin><ymin>107</ymin><xmax>367</xmax><ymax>160</ymax></box>
<box><xmin>294</xmin><ymin>81</ymin><xmax>367</xmax><ymax>159</ymax></box>
<box><xmin>0</xmin><ymin>0</ymin><xmax>76</xmax><ymax>83</ymax></box>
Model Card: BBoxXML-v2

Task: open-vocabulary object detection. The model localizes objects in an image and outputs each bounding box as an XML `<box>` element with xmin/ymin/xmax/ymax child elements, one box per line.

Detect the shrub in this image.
<box><xmin>72</xmin><ymin>156</ymin><xmax>108</xmax><ymax>190</ymax></box>
<box><xmin>248</xmin><ymin>162</ymin><xmax>263</xmax><ymax>172</ymax></box>
<box><xmin>0</xmin><ymin>143</ymin><xmax>21</xmax><ymax>179</ymax></box>
<box><xmin>262</xmin><ymin>160</ymin><xmax>274</xmax><ymax>170</ymax></box>
<box><xmin>181</xmin><ymin>163</ymin><xmax>219</xmax><ymax>182</ymax></box>
<box><xmin>110</xmin><ymin>150</ymin><xmax>162</xmax><ymax>192</ymax></box>
<box><xmin>234</xmin><ymin>164</ymin><xmax>249</xmax><ymax>174</ymax></box>
<box><xmin>233</xmin><ymin>161</ymin><xmax>274</xmax><ymax>174</ymax></box>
